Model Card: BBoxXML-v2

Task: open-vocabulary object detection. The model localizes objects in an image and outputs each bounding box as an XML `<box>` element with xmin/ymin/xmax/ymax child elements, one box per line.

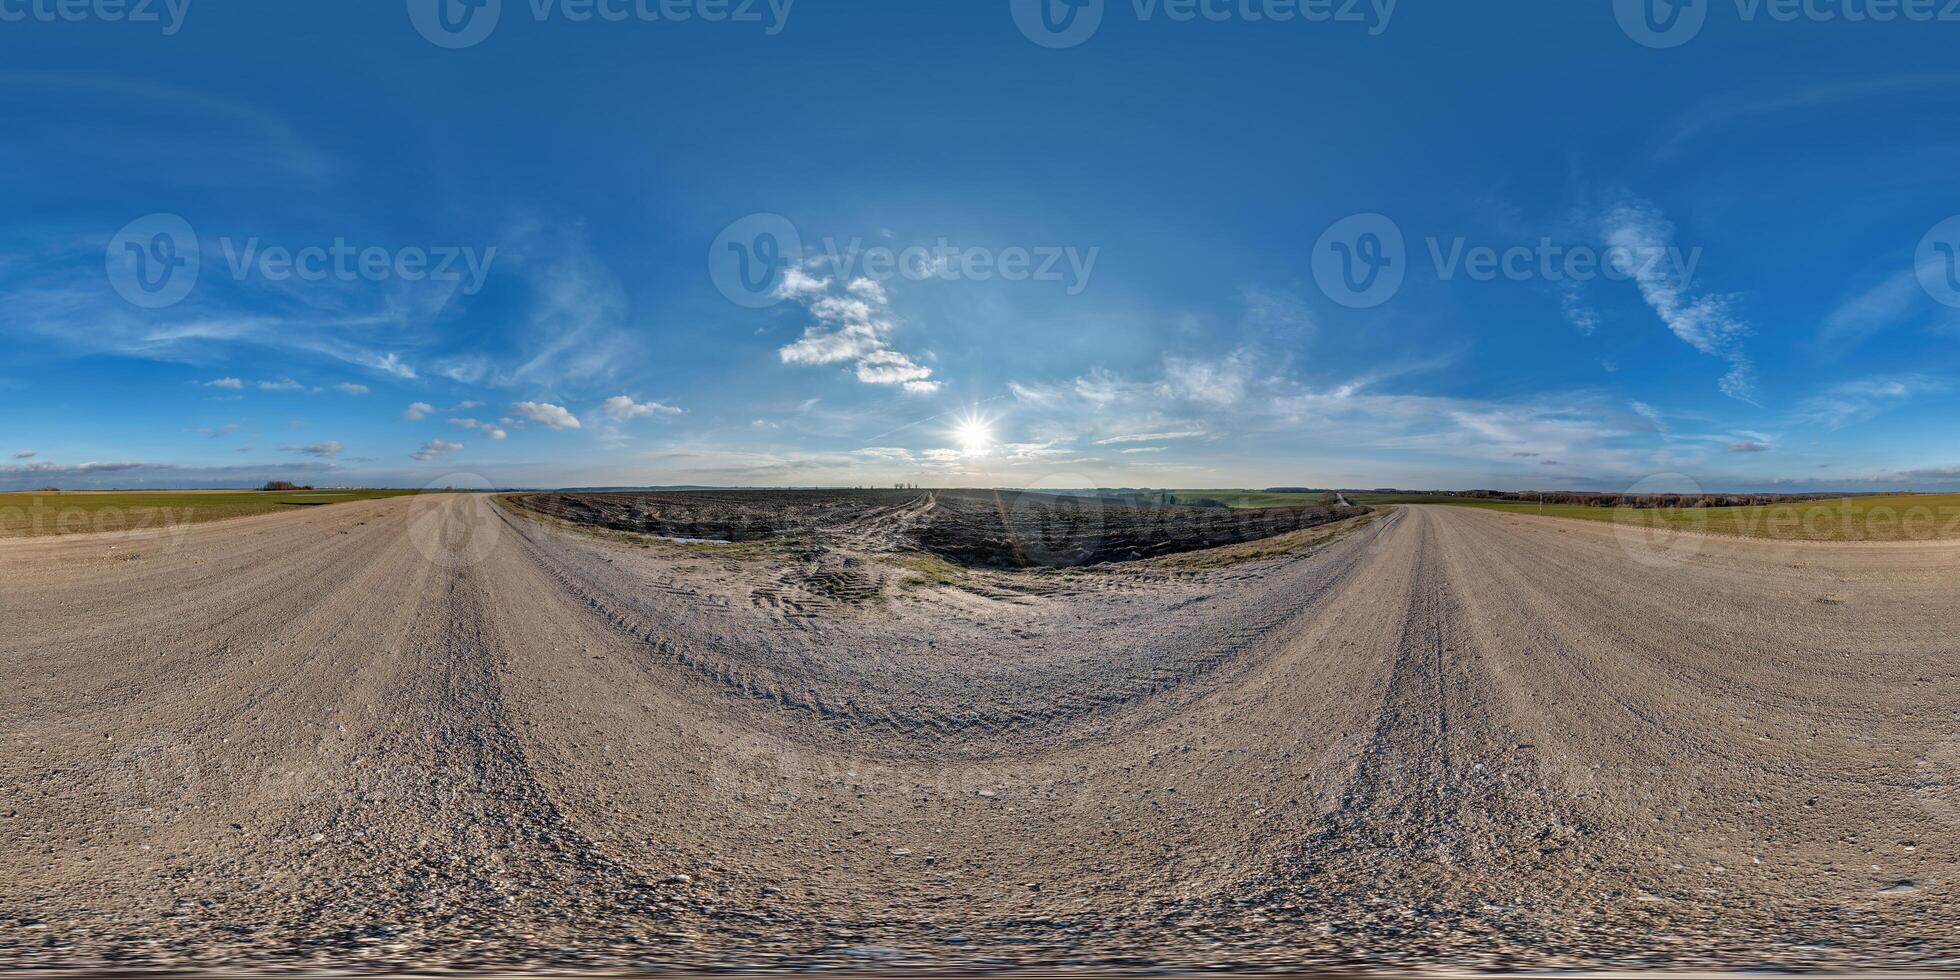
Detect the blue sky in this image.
<box><xmin>4</xmin><ymin>0</ymin><xmax>1959</xmax><ymax>491</ymax></box>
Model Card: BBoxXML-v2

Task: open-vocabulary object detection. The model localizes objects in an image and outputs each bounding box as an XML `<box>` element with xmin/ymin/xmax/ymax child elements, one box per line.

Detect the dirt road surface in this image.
<box><xmin>3</xmin><ymin>495</ymin><xmax>1955</xmax><ymax>973</ymax></box>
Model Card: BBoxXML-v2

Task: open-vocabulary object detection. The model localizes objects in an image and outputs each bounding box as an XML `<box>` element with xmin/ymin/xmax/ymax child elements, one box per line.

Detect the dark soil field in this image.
<box><xmin>509</xmin><ymin>489</ymin><xmax>1369</xmax><ymax>568</ymax></box>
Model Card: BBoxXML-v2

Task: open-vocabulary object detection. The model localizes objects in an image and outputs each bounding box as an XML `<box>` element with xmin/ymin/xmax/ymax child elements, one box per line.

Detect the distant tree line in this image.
<box><xmin>1454</xmin><ymin>490</ymin><xmax>1838</xmax><ymax>509</ymax></box>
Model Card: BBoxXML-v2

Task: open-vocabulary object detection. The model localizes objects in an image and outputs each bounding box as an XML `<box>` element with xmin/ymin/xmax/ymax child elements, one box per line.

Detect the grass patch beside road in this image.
<box><xmin>1153</xmin><ymin>508</ymin><xmax>1387</xmax><ymax>568</ymax></box>
<box><xmin>1357</xmin><ymin>492</ymin><xmax>1960</xmax><ymax>543</ymax></box>
<box><xmin>0</xmin><ymin>489</ymin><xmax>418</xmax><ymax>538</ymax></box>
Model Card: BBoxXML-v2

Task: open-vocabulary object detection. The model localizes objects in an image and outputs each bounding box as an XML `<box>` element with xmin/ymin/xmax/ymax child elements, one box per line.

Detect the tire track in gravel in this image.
<box><xmin>275</xmin><ymin>504</ymin><xmax>677</xmax><ymax>952</ymax></box>
<box><xmin>493</xmin><ymin>495</ymin><xmax>1399</xmax><ymax>751</ymax></box>
<box><xmin>10</xmin><ymin>495</ymin><xmax>1960</xmax><ymax>973</ymax></box>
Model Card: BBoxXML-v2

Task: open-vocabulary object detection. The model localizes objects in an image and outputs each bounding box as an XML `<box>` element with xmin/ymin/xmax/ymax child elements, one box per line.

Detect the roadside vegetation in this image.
<box><xmin>1350</xmin><ymin>492</ymin><xmax>1960</xmax><ymax>543</ymax></box>
<box><xmin>0</xmin><ymin>489</ymin><xmax>418</xmax><ymax>538</ymax></box>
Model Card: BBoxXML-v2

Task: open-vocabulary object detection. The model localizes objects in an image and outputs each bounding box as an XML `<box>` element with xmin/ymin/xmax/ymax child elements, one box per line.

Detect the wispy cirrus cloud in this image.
<box><xmin>1095</xmin><ymin>430</ymin><xmax>1209</xmax><ymax>445</ymax></box>
<box><xmin>1603</xmin><ymin>199</ymin><xmax>1757</xmax><ymax>404</ymax></box>
<box><xmin>1795</xmin><ymin>375</ymin><xmax>1944</xmax><ymax>430</ymax></box>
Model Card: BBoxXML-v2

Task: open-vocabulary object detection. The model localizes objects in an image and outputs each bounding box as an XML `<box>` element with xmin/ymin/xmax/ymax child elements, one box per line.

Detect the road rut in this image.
<box><xmin>3</xmin><ymin>496</ymin><xmax>1954</xmax><ymax>972</ymax></box>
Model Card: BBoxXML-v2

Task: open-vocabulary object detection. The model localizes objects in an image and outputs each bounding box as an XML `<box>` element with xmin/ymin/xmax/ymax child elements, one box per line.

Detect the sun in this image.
<box><xmin>954</xmin><ymin>415</ymin><xmax>994</xmax><ymax>456</ymax></box>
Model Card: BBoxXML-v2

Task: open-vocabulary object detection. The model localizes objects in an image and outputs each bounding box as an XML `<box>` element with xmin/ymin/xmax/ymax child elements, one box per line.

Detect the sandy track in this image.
<box><xmin>2</xmin><ymin>496</ymin><xmax>1955</xmax><ymax>972</ymax></box>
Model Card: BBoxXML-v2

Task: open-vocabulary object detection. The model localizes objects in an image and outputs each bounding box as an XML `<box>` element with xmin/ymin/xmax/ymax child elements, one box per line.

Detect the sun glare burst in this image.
<box><xmin>953</xmin><ymin>413</ymin><xmax>995</xmax><ymax>456</ymax></box>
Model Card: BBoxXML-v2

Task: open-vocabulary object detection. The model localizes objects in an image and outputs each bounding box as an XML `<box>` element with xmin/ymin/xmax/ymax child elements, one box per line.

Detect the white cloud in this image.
<box><xmin>400</xmin><ymin>402</ymin><xmax>434</xmax><ymax>421</ymax></box>
<box><xmin>775</xmin><ymin>269</ymin><xmax>940</xmax><ymax>392</ymax></box>
<box><xmin>1602</xmin><ymin>200</ymin><xmax>1757</xmax><ymax>404</ymax></box>
<box><xmin>1795</xmin><ymin>375</ymin><xmax>1944</xmax><ymax>430</ymax></box>
<box><xmin>13</xmin><ymin>450</ymin><xmax>36</xmax><ymax>459</ymax></box>
<box><xmin>598</xmin><ymin>395</ymin><xmax>684</xmax><ymax>420</ymax></box>
<box><xmin>1095</xmin><ymin>430</ymin><xmax>1208</xmax><ymax>445</ymax></box>
<box><xmin>1561</xmin><ymin>282</ymin><xmax>1600</xmax><ymax>336</ymax></box>
<box><xmin>450</xmin><ymin>418</ymin><xmax>511</xmax><ymax>440</ymax></box>
<box><xmin>1629</xmin><ymin>401</ymin><xmax>1667</xmax><ymax>433</ymax></box>
<box><xmin>1073</xmin><ymin>367</ymin><xmax>1129</xmax><ymax>406</ymax></box>
<box><xmin>1</xmin><ymin>460</ymin><xmax>165</xmax><ymax>481</ymax></box>
<box><xmin>1240</xmin><ymin>286</ymin><xmax>1315</xmax><ymax>335</ymax></box>
<box><xmin>851</xmin><ymin>446</ymin><xmax>915</xmax><ymax>462</ymax></box>
<box><xmin>853</xmin><ymin>350</ymin><xmax>933</xmax><ymax>385</ymax></box>
<box><xmin>848</xmin><ymin>276</ymin><xmax>888</xmax><ymax>303</ymax></box>
<box><xmin>412</xmin><ymin>439</ymin><xmax>464</xmax><ymax>462</ymax></box>
<box><xmin>281</xmin><ymin>441</ymin><xmax>342</xmax><ymax>457</ymax></box>
<box><xmin>1820</xmin><ymin>259</ymin><xmax>1955</xmax><ymax>346</ymax></box>
<box><xmin>332</xmin><ymin>382</ymin><xmax>370</xmax><ymax>395</ymax></box>
<box><xmin>204</xmin><ymin>377</ymin><xmax>244</xmax><ymax>390</ymax></box>
<box><xmin>1164</xmin><ymin>349</ymin><xmax>1259</xmax><ymax>407</ymax></box>
<box><xmin>258</xmin><ymin>378</ymin><xmax>303</xmax><ymax>391</ymax></box>
<box><xmin>512</xmin><ymin>401</ymin><xmax>581</xmax><ymax>430</ymax></box>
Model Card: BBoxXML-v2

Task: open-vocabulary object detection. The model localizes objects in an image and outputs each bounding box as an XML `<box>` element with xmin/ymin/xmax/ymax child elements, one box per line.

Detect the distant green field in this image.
<box><xmin>1356</xmin><ymin>492</ymin><xmax>1960</xmax><ymax>542</ymax></box>
<box><xmin>0</xmin><ymin>489</ymin><xmax>419</xmax><ymax>538</ymax></box>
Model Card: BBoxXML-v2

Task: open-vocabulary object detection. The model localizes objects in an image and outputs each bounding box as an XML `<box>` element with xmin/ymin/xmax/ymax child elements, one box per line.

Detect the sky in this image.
<box><xmin>3</xmin><ymin>0</ymin><xmax>1960</xmax><ymax>493</ymax></box>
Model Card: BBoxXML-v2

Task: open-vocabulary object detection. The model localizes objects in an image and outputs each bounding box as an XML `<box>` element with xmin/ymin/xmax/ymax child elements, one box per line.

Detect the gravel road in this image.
<box><xmin>2</xmin><ymin>494</ymin><xmax>1954</xmax><ymax>973</ymax></box>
